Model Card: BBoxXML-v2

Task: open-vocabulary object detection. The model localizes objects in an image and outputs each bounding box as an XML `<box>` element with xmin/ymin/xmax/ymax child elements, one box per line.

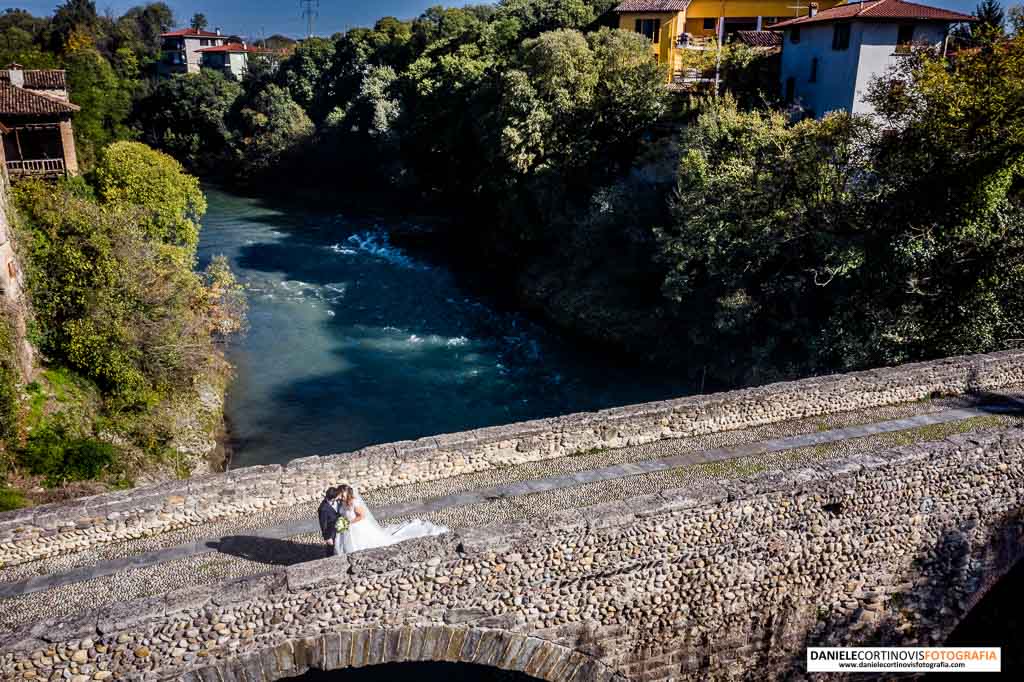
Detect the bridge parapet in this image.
<box><xmin>1</xmin><ymin>350</ymin><xmax>1022</xmax><ymax>569</ymax></box>
<box><xmin>3</xmin><ymin>424</ymin><xmax>1023</xmax><ymax>680</ymax></box>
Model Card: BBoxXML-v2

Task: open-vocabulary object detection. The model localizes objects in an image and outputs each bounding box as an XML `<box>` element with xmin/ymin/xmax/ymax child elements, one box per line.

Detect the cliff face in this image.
<box><xmin>0</xmin><ymin>181</ymin><xmax>33</xmax><ymax>380</ymax></box>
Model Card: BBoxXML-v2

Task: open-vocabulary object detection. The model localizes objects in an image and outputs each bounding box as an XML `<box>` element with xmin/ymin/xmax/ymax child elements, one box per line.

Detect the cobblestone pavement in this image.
<box><xmin>0</xmin><ymin>392</ymin><xmax>1021</xmax><ymax>633</ymax></box>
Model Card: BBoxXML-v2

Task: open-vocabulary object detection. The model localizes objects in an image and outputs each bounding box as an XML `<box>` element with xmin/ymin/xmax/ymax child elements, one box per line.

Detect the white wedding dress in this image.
<box><xmin>334</xmin><ymin>493</ymin><xmax>447</xmax><ymax>555</ymax></box>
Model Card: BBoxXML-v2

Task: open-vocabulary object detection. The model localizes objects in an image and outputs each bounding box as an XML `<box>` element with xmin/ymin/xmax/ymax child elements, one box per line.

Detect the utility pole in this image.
<box><xmin>300</xmin><ymin>0</ymin><xmax>319</xmax><ymax>39</ymax></box>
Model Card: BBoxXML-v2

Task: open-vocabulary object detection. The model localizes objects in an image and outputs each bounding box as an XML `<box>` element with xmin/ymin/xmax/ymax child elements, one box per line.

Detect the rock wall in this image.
<box><xmin>3</xmin><ymin>425</ymin><xmax>1022</xmax><ymax>681</ymax></box>
<box><xmin>0</xmin><ymin>179</ymin><xmax>33</xmax><ymax>380</ymax></box>
<box><xmin>0</xmin><ymin>349</ymin><xmax>1022</xmax><ymax>568</ymax></box>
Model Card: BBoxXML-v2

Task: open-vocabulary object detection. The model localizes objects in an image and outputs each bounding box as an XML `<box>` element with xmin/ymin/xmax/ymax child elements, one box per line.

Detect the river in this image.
<box><xmin>196</xmin><ymin>188</ymin><xmax>693</xmax><ymax>468</ymax></box>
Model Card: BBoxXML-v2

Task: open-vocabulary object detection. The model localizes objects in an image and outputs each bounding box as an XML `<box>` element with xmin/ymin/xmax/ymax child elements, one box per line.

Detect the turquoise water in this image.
<box><xmin>197</xmin><ymin>188</ymin><xmax>692</xmax><ymax>468</ymax></box>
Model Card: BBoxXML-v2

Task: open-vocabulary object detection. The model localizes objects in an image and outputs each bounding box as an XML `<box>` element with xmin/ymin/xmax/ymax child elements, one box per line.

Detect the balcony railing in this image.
<box><xmin>678</xmin><ymin>34</ymin><xmax>717</xmax><ymax>50</ymax></box>
<box><xmin>7</xmin><ymin>158</ymin><xmax>66</xmax><ymax>178</ymax></box>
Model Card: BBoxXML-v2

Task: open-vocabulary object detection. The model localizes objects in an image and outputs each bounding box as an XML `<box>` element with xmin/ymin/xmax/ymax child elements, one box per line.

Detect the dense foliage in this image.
<box><xmin>19</xmin><ymin>419</ymin><xmax>118</xmax><ymax>486</ymax></box>
<box><xmin>130</xmin><ymin>70</ymin><xmax>242</xmax><ymax>171</ymax></box>
<box><xmin>93</xmin><ymin>141</ymin><xmax>207</xmax><ymax>253</ymax></box>
<box><xmin>1</xmin><ymin>142</ymin><xmax>245</xmax><ymax>503</ymax></box>
<box><xmin>7</xmin><ymin>0</ymin><xmax>1022</xmax><ymax>395</ymax></box>
<box><xmin>133</xmin><ymin>1</ymin><xmax>666</xmax><ymax>233</ymax></box>
<box><xmin>656</xmin><ymin>32</ymin><xmax>1024</xmax><ymax>382</ymax></box>
<box><xmin>126</xmin><ymin>0</ymin><xmax>1024</xmax><ymax>387</ymax></box>
<box><xmin>16</xmin><ymin>145</ymin><xmax>242</xmax><ymax>409</ymax></box>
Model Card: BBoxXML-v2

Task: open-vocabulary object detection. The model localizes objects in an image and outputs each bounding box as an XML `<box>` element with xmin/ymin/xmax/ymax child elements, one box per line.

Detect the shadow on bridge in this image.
<box><xmin>928</xmin><ymin>555</ymin><xmax>1024</xmax><ymax>676</ymax></box>
<box><xmin>284</xmin><ymin>661</ymin><xmax>541</xmax><ymax>681</ymax></box>
<box><xmin>208</xmin><ymin>536</ymin><xmax>332</xmax><ymax>565</ymax></box>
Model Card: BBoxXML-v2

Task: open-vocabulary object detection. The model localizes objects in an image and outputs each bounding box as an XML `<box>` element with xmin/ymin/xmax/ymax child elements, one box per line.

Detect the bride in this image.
<box><xmin>334</xmin><ymin>484</ymin><xmax>448</xmax><ymax>555</ymax></box>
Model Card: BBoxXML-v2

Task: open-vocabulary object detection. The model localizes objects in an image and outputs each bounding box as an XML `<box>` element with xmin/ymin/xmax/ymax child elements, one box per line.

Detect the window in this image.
<box><xmin>896</xmin><ymin>24</ymin><xmax>915</xmax><ymax>52</ymax></box>
<box><xmin>809</xmin><ymin>57</ymin><xmax>818</xmax><ymax>83</ymax></box>
<box><xmin>703</xmin><ymin>18</ymin><xmax>716</xmax><ymax>30</ymax></box>
<box><xmin>790</xmin><ymin>27</ymin><xmax>801</xmax><ymax>44</ymax></box>
<box><xmin>832</xmin><ymin>23</ymin><xmax>851</xmax><ymax>50</ymax></box>
<box><xmin>634</xmin><ymin>18</ymin><xmax>662</xmax><ymax>42</ymax></box>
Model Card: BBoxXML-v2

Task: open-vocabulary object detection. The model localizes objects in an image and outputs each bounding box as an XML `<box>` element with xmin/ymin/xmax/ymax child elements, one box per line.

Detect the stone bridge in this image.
<box><xmin>1</xmin><ymin>351</ymin><xmax>1024</xmax><ymax>681</ymax></box>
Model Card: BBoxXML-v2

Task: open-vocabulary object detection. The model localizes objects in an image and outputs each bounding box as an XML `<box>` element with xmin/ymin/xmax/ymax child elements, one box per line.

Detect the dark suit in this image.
<box><xmin>318</xmin><ymin>498</ymin><xmax>340</xmax><ymax>542</ymax></box>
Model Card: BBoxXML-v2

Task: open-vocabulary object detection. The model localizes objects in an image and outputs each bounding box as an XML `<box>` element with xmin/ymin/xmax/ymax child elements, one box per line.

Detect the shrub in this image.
<box><xmin>92</xmin><ymin>141</ymin><xmax>207</xmax><ymax>256</ymax></box>
<box><xmin>15</xmin><ymin>166</ymin><xmax>240</xmax><ymax>409</ymax></box>
<box><xmin>0</xmin><ymin>487</ymin><xmax>28</xmax><ymax>512</ymax></box>
<box><xmin>18</xmin><ymin>422</ymin><xmax>117</xmax><ymax>486</ymax></box>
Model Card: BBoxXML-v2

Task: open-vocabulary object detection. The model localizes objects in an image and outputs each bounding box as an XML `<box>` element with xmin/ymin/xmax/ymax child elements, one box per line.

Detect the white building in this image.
<box><xmin>197</xmin><ymin>43</ymin><xmax>273</xmax><ymax>81</ymax></box>
<box><xmin>771</xmin><ymin>0</ymin><xmax>975</xmax><ymax>117</ymax></box>
<box><xmin>159</xmin><ymin>28</ymin><xmax>229</xmax><ymax>77</ymax></box>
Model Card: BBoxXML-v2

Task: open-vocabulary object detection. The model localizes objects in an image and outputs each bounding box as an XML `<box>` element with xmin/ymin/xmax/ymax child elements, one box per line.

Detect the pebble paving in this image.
<box><xmin>0</xmin><ymin>392</ymin><xmax>1021</xmax><ymax>634</ymax></box>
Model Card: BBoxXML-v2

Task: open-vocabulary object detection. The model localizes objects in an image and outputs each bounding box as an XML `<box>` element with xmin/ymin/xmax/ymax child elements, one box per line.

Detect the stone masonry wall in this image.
<box><xmin>0</xmin><ymin>177</ymin><xmax>33</xmax><ymax>379</ymax></box>
<box><xmin>1</xmin><ymin>350</ymin><xmax>1022</xmax><ymax>568</ymax></box>
<box><xmin>2</xmin><ymin>425</ymin><xmax>1023</xmax><ymax>681</ymax></box>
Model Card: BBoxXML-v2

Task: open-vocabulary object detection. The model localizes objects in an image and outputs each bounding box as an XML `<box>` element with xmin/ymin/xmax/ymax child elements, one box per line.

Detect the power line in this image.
<box><xmin>299</xmin><ymin>0</ymin><xmax>319</xmax><ymax>39</ymax></box>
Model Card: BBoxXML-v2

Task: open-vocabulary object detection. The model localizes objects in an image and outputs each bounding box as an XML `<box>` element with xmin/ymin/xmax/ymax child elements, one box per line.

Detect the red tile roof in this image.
<box><xmin>0</xmin><ymin>83</ymin><xmax>79</xmax><ymax>116</ymax></box>
<box><xmin>736</xmin><ymin>30</ymin><xmax>783</xmax><ymax>47</ymax></box>
<box><xmin>0</xmin><ymin>69</ymin><xmax>67</xmax><ymax>90</ymax></box>
<box><xmin>613</xmin><ymin>0</ymin><xmax>690</xmax><ymax>12</ymax></box>
<box><xmin>770</xmin><ymin>0</ymin><xmax>975</xmax><ymax>28</ymax></box>
<box><xmin>161</xmin><ymin>28</ymin><xmax>223</xmax><ymax>38</ymax></box>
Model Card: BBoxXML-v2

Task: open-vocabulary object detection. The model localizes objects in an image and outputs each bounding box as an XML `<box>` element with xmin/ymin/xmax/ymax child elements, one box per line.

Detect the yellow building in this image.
<box><xmin>613</xmin><ymin>0</ymin><xmax>845</xmax><ymax>82</ymax></box>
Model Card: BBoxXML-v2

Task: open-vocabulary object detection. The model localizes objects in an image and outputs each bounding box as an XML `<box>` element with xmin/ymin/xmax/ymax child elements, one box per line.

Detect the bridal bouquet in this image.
<box><xmin>335</xmin><ymin>517</ymin><xmax>350</xmax><ymax>534</ymax></box>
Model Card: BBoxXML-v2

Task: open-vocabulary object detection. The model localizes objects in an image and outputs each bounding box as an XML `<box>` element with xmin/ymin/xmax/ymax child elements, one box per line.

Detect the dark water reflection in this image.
<box><xmin>197</xmin><ymin>188</ymin><xmax>692</xmax><ymax>468</ymax></box>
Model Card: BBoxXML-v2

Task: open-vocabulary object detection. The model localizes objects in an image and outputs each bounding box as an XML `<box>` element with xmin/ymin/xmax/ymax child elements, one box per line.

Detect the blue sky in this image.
<box><xmin>5</xmin><ymin>1</ymin><xmax>993</xmax><ymax>39</ymax></box>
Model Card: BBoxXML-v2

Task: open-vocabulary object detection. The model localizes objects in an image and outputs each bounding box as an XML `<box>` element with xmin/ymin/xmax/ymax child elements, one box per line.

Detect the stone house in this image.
<box><xmin>0</xmin><ymin>65</ymin><xmax>79</xmax><ymax>180</ymax></box>
<box><xmin>159</xmin><ymin>27</ymin><xmax>229</xmax><ymax>77</ymax></box>
<box><xmin>771</xmin><ymin>0</ymin><xmax>975</xmax><ymax>116</ymax></box>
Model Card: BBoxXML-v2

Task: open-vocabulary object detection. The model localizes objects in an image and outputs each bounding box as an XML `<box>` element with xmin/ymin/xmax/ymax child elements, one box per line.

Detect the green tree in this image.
<box><xmin>275</xmin><ymin>37</ymin><xmax>337</xmax><ymax>121</ymax></box>
<box><xmin>501</xmin><ymin>28</ymin><xmax>665</xmax><ymax>179</ymax></box>
<box><xmin>863</xmin><ymin>37</ymin><xmax>1024</xmax><ymax>361</ymax></box>
<box><xmin>0</xmin><ymin>25</ymin><xmax>60</xmax><ymax>68</ymax></box>
<box><xmin>976</xmin><ymin>0</ymin><xmax>1007</xmax><ymax>35</ymax></box>
<box><xmin>92</xmin><ymin>141</ymin><xmax>207</xmax><ymax>255</ymax></box>
<box><xmin>47</xmin><ymin>0</ymin><xmax>100</xmax><ymax>52</ymax></box>
<box><xmin>346</xmin><ymin>64</ymin><xmax>401</xmax><ymax>138</ymax></box>
<box><xmin>16</xmin><ymin>158</ymin><xmax>241</xmax><ymax>408</ymax></box>
<box><xmin>114</xmin><ymin>3</ymin><xmax>174</xmax><ymax>62</ymax></box>
<box><xmin>655</xmin><ymin>32</ymin><xmax>1024</xmax><ymax>383</ymax></box>
<box><xmin>654</xmin><ymin>97</ymin><xmax>873</xmax><ymax>380</ymax></box>
<box><xmin>496</xmin><ymin>0</ymin><xmax>597</xmax><ymax>37</ymax></box>
<box><xmin>235</xmin><ymin>84</ymin><xmax>315</xmax><ymax>173</ymax></box>
<box><xmin>133</xmin><ymin>69</ymin><xmax>242</xmax><ymax>171</ymax></box>
<box><xmin>190</xmin><ymin>13</ymin><xmax>208</xmax><ymax>32</ymax></box>
<box><xmin>65</xmin><ymin>44</ymin><xmax>136</xmax><ymax>166</ymax></box>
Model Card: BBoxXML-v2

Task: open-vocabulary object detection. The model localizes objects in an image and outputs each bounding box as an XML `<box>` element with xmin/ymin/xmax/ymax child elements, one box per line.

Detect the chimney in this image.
<box><xmin>216</xmin><ymin>27</ymin><xmax>222</xmax><ymax>36</ymax></box>
<box><xmin>7</xmin><ymin>63</ymin><xmax>23</xmax><ymax>88</ymax></box>
<box><xmin>809</xmin><ymin>2</ymin><xmax>819</xmax><ymax>16</ymax></box>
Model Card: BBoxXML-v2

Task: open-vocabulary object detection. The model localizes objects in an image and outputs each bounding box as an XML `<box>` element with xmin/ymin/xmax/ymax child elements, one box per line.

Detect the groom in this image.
<box><xmin>317</xmin><ymin>486</ymin><xmax>342</xmax><ymax>557</ymax></box>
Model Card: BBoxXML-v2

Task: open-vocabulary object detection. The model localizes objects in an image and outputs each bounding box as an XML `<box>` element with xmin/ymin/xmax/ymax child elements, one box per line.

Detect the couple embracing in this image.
<box><xmin>317</xmin><ymin>484</ymin><xmax>447</xmax><ymax>556</ymax></box>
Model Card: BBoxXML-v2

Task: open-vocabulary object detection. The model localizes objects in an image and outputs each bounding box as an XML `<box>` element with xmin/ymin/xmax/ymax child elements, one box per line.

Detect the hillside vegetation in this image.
<box><xmin>131</xmin><ymin>0</ymin><xmax>1024</xmax><ymax>386</ymax></box>
<box><xmin>0</xmin><ymin>143</ymin><xmax>244</xmax><ymax>509</ymax></box>
<box><xmin>1</xmin><ymin>2</ymin><xmax>1021</xmax><ymax>502</ymax></box>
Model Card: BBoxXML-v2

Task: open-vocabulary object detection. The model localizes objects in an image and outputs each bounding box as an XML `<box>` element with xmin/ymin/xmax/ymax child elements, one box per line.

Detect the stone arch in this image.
<box><xmin>191</xmin><ymin>626</ymin><xmax>623</xmax><ymax>682</ymax></box>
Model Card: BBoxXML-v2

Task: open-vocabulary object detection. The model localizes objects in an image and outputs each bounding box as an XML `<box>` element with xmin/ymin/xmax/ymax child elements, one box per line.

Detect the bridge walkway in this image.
<box><xmin>1</xmin><ymin>388</ymin><xmax>1021</xmax><ymax>634</ymax></box>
